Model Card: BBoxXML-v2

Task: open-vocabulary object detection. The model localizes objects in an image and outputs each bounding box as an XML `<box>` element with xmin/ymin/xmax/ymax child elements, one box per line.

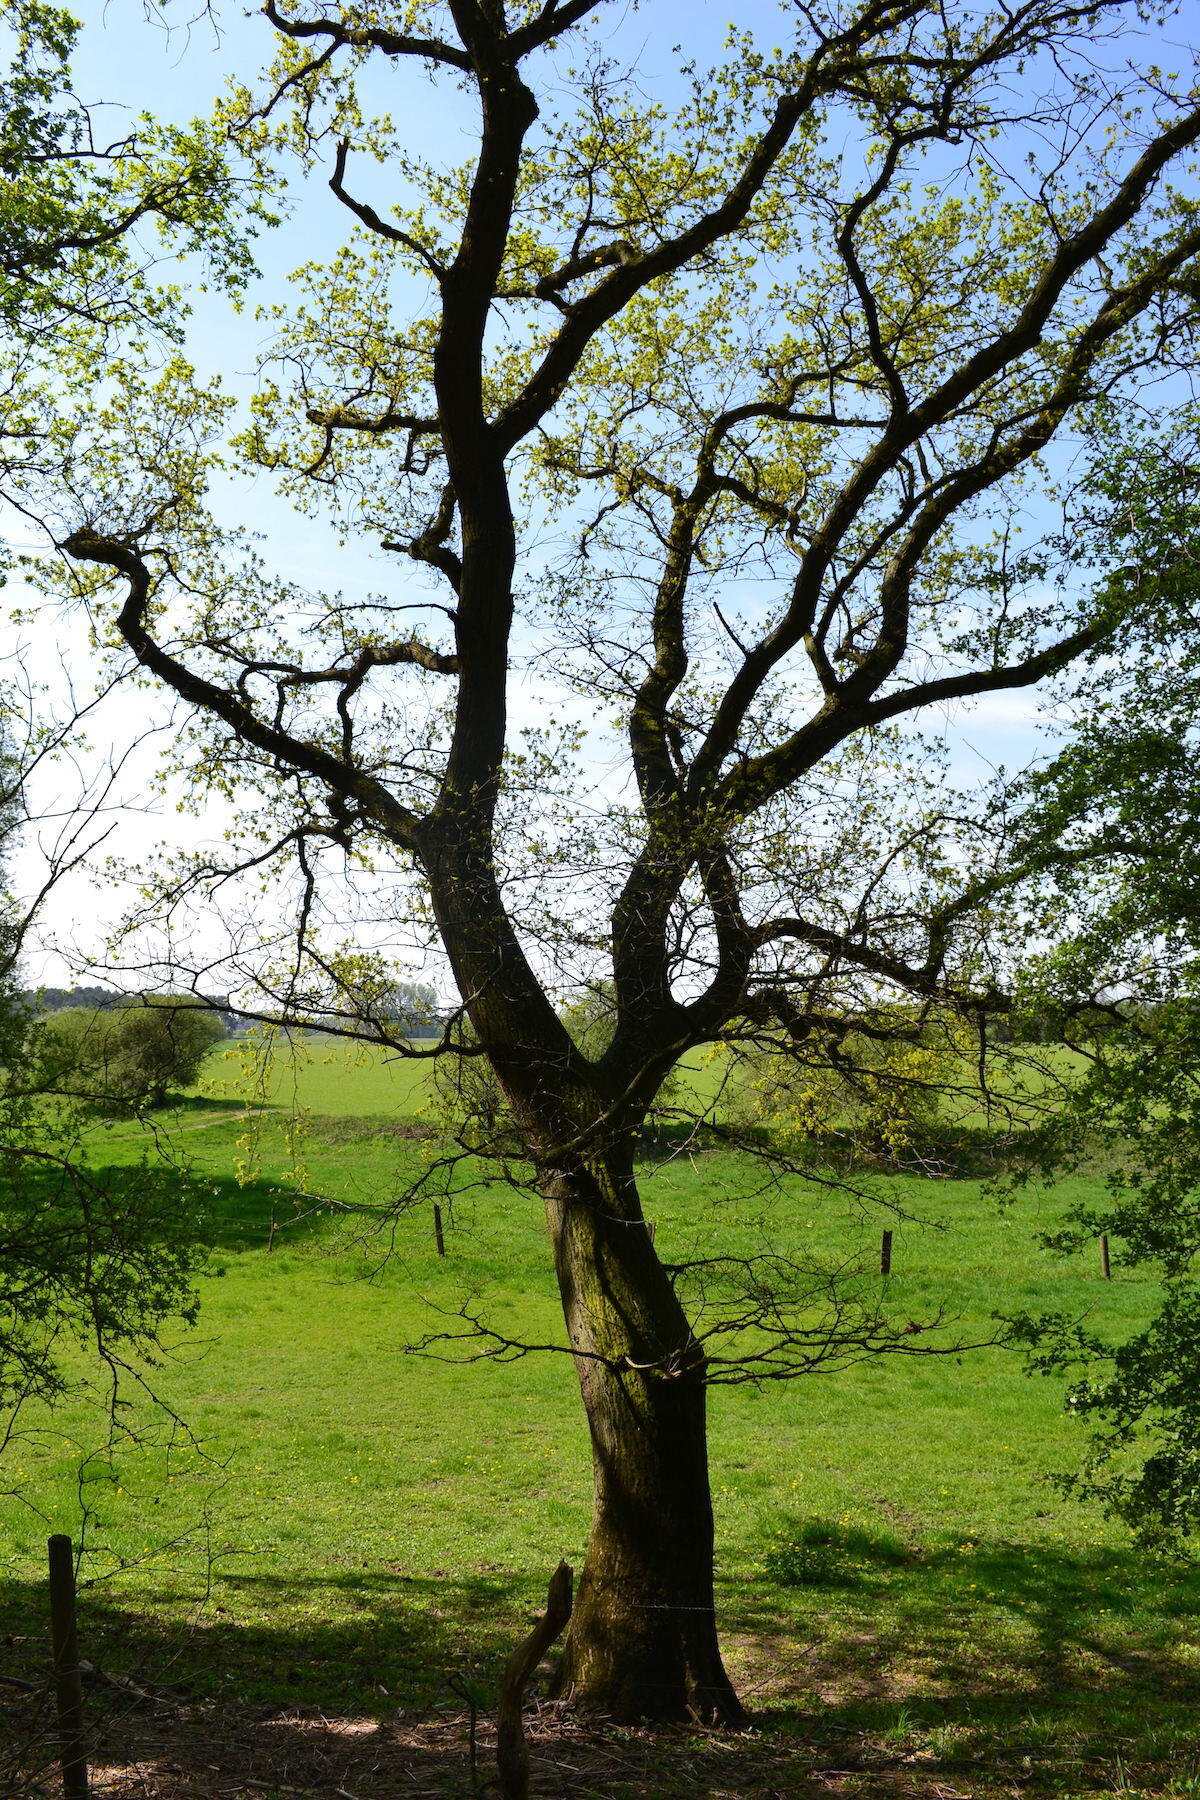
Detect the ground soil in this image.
<box><xmin>4</xmin><ymin>1680</ymin><xmax>1133</xmax><ymax>1800</ymax></box>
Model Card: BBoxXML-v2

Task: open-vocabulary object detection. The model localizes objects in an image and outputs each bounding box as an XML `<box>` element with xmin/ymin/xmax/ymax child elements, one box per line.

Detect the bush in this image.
<box><xmin>735</xmin><ymin>1008</ymin><xmax>978</xmax><ymax>1168</ymax></box>
<box><xmin>45</xmin><ymin>995</ymin><xmax>226</xmax><ymax>1108</ymax></box>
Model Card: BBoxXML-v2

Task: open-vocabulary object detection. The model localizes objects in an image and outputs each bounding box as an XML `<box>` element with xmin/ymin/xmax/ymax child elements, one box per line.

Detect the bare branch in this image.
<box><xmin>263</xmin><ymin>0</ymin><xmax>471</xmax><ymax>70</ymax></box>
<box><xmin>59</xmin><ymin>530</ymin><xmax>425</xmax><ymax>846</ymax></box>
<box><xmin>327</xmin><ymin>139</ymin><xmax>448</xmax><ymax>277</ymax></box>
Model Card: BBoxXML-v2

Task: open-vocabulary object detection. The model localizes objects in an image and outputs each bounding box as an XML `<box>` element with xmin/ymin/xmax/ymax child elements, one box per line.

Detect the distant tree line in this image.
<box><xmin>24</xmin><ymin>979</ymin><xmax>446</xmax><ymax>1052</ymax></box>
<box><xmin>22</xmin><ymin>985</ymin><xmax>241</xmax><ymax>1031</ymax></box>
<box><xmin>297</xmin><ymin>979</ymin><xmax>444</xmax><ymax>1040</ymax></box>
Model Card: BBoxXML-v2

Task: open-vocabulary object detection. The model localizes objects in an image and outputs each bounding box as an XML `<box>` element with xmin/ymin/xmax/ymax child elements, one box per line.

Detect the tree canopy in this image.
<box><xmin>44</xmin><ymin>992</ymin><xmax>227</xmax><ymax>1107</ymax></box>
<box><xmin>0</xmin><ymin>0</ymin><xmax>249</xmax><ymax>1466</ymax></box>
<box><xmin>994</xmin><ymin>416</ymin><xmax>1200</xmax><ymax>1546</ymax></box>
<box><xmin>19</xmin><ymin>0</ymin><xmax>1200</xmax><ymax>1722</ymax></box>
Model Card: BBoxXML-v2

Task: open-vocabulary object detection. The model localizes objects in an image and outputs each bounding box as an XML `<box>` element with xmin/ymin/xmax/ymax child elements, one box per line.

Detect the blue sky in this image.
<box><xmin>12</xmin><ymin>0</ymin><xmax>1164</xmax><ymax>988</ymax></box>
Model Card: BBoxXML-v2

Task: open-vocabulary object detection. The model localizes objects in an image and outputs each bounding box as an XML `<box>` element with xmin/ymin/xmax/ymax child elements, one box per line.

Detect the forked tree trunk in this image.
<box><xmin>542</xmin><ymin>1149</ymin><xmax>746</xmax><ymax>1725</ymax></box>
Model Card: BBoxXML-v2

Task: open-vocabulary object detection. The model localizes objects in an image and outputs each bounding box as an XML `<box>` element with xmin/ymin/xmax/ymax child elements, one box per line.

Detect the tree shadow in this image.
<box><xmin>0</xmin><ymin>1565</ymin><xmax>482</xmax><ymax>1798</ymax></box>
<box><xmin>48</xmin><ymin>1159</ymin><xmax>334</xmax><ymax>1255</ymax></box>
<box><xmin>0</xmin><ymin>1566</ymin><xmax>831</xmax><ymax>1799</ymax></box>
<box><xmin>160</xmin><ymin>1094</ymin><xmax>250</xmax><ymax>1116</ymax></box>
<box><xmin>200</xmin><ymin>1169</ymin><xmax>356</xmax><ymax>1252</ymax></box>
<box><xmin>726</xmin><ymin>1522</ymin><xmax>1200</xmax><ymax>1784</ymax></box>
<box><xmin>79</xmin><ymin>1099</ymin><xmax>329</xmax><ymax>1254</ymax></box>
<box><xmin>0</xmin><ymin>1564</ymin><xmax>523</xmax><ymax>1711</ymax></box>
<box><xmin>0</xmin><ymin>1548</ymin><xmax>841</xmax><ymax>1800</ymax></box>
<box><xmin>3</xmin><ymin>1540</ymin><xmax>1198</xmax><ymax>1796</ymax></box>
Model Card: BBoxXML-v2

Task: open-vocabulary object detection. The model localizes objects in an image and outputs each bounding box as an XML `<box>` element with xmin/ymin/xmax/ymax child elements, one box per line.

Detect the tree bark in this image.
<box><xmin>421</xmin><ymin>786</ymin><xmax>742</xmax><ymax>1722</ymax></box>
<box><xmin>542</xmin><ymin>1150</ymin><xmax>746</xmax><ymax>1725</ymax></box>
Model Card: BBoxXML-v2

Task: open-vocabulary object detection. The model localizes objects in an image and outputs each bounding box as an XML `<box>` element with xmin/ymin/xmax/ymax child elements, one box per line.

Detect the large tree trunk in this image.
<box><xmin>543</xmin><ymin>1149</ymin><xmax>746</xmax><ymax>1725</ymax></box>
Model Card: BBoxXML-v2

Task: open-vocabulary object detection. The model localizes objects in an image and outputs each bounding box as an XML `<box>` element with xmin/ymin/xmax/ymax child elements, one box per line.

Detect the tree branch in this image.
<box><xmin>263</xmin><ymin>0</ymin><xmax>471</xmax><ymax>70</ymax></box>
<box><xmin>494</xmin><ymin>0</ymin><xmax>929</xmax><ymax>451</ymax></box>
<box><xmin>327</xmin><ymin>139</ymin><xmax>447</xmax><ymax>277</ymax></box>
<box><xmin>59</xmin><ymin>530</ymin><xmax>424</xmax><ymax>847</ymax></box>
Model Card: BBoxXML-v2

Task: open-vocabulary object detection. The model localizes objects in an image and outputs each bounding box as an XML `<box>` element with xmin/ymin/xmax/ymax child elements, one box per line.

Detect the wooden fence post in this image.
<box><xmin>881</xmin><ymin>1229</ymin><xmax>893</xmax><ymax>1276</ymax></box>
<box><xmin>433</xmin><ymin>1204</ymin><xmax>446</xmax><ymax>1257</ymax></box>
<box><xmin>1100</xmin><ymin>1233</ymin><xmax>1111</xmax><ymax>1280</ymax></box>
<box><xmin>47</xmin><ymin>1535</ymin><xmax>88</xmax><ymax>1800</ymax></box>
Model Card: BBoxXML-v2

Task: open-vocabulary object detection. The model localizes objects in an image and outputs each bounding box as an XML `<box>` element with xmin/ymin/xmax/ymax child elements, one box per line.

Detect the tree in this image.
<box><xmin>0</xmin><ymin>753</ymin><xmax>212</xmax><ymax>1442</ymax></box>
<box><xmin>0</xmin><ymin>1051</ymin><xmax>212</xmax><ymax>1436</ymax></box>
<box><xmin>47</xmin><ymin>0</ymin><xmax>1200</xmax><ymax>1721</ymax></box>
<box><xmin>0</xmin><ymin>0</ymin><xmax>254</xmax><ymax>1453</ymax></box>
<box><xmin>0</xmin><ymin>0</ymin><xmax>266</xmax><ymax>562</ymax></box>
<box><xmin>997</xmin><ymin>416</ymin><xmax>1200</xmax><ymax>1547</ymax></box>
<box><xmin>45</xmin><ymin>992</ymin><xmax>227</xmax><ymax>1107</ymax></box>
<box><xmin>0</xmin><ymin>0</ymin><xmax>240</xmax><ymax>300</ymax></box>
<box><xmin>739</xmin><ymin>1001</ymin><xmax>975</xmax><ymax>1167</ymax></box>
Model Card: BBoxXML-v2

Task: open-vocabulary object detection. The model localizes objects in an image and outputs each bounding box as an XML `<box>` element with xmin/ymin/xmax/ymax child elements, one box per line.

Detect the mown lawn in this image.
<box><xmin>2</xmin><ymin>1040</ymin><xmax>1198</xmax><ymax>1797</ymax></box>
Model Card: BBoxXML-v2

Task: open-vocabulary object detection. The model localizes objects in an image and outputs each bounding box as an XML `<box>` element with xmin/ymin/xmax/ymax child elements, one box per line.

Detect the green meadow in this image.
<box><xmin>2</xmin><ymin>1039</ymin><xmax>1198</xmax><ymax>1797</ymax></box>
<box><xmin>194</xmin><ymin>1028</ymin><xmax>730</xmax><ymax>1119</ymax></box>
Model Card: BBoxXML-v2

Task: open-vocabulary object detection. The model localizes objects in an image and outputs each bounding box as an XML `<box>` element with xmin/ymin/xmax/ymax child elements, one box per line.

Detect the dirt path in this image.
<box><xmin>95</xmin><ymin>1109</ymin><xmax>269</xmax><ymax>1144</ymax></box>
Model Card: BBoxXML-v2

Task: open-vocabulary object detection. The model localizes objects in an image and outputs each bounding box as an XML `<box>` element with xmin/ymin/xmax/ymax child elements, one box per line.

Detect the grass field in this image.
<box><xmin>196</xmin><ymin>1029</ymin><xmax>443</xmax><ymax>1116</ymax></box>
<box><xmin>2</xmin><ymin>1039</ymin><xmax>1198</xmax><ymax>1798</ymax></box>
<box><xmin>194</xmin><ymin>1029</ymin><xmax>731</xmax><ymax>1120</ymax></box>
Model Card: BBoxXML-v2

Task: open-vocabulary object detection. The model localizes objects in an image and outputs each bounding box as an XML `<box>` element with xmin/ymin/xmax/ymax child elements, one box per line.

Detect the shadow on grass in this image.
<box><xmin>114</xmin><ymin>1105</ymin><xmax>412</xmax><ymax>1252</ymax></box>
<box><xmin>163</xmin><ymin>1094</ymin><xmax>255</xmax><ymax>1116</ymax></box>
<box><xmin>729</xmin><ymin>1522</ymin><xmax>1200</xmax><ymax>1787</ymax></box>
<box><xmin>0</xmin><ymin>1564</ymin><xmax>529</xmax><ymax>1711</ymax></box>
<box><xmin>0</xmin><ymin>1563</ymin><xmax>828</xmax><ymax>1800</ymax></box>
<box><xmin>199</xmin><ymin>1169</ymin><xmax>355</xmax><ymax>1253</ymax></box>
<box><xmin>60</xmin><ymin>1162</ymin><xmax>339</xmax><ymax>1255</ymax></box>
<box><xmin>0</xmin><ymin>1565</ymin><xmax>524</xmax><ymax>1800</ymax></box>
<box><xmin>4</xmin><ymin>1541</ymin><xmax>1200</xmax><ymax>1796</ymax></box>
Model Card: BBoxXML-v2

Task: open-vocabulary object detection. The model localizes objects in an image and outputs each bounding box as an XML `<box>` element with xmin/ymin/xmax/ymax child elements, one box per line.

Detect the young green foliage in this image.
<box><xmin>999</xmin><ymin>424</ymin><xmax>1200</xmax><ymax>1545</ymax></box>
<box><xmin>43</xmin><ymin>993</ymin><xmax>227</xmax><ymax>1109</ymax></box>
<box><xmin>35</xmin><ymin>0</ymin><xmax>1200</xmax><ymax>1720</ymax></box>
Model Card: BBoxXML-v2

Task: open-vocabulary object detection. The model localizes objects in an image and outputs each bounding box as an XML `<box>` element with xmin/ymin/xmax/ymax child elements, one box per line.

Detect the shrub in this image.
<box><xmin>45</xmin><ymin>995</ymin><xmax>226</xmax><ymax>1108</ymax></box>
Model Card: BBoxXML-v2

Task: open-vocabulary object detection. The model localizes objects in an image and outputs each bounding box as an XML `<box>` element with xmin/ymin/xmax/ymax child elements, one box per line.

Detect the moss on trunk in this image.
<box><xmin>543</xmin><ymin>1150</ymin><xmax>745</xmax><ymax>1725</ymax></box>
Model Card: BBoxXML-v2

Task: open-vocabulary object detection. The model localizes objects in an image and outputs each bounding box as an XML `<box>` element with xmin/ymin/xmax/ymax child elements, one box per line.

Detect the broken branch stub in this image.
<box><xmin>496</xmin><ymin>1561</ymin><xmax>573</xmax><ymax>1800</ymax></box>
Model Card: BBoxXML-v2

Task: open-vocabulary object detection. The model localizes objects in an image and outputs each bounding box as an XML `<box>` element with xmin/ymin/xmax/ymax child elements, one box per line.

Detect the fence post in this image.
<box><xmin>881</xmin><ymin>1229</ymin><xmax>893</xmax><ymax>1276</ymax></box>
<box><xmin>434</xmin><ymin>1203</ymin><xmax>446</xmax><ymax>1257</ymax></box>
<box><xmin>47</xmin><ymin>1535</ymin><xmax>88</xmax><ymax>1800</ymax></box>
<box><xmin>1100</xmin><ymin>1233</ymin><xmax>1111</xmax><ymax>1280</ymax></box>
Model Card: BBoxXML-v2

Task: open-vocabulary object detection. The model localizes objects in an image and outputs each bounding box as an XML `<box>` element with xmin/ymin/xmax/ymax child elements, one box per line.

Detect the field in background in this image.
<box><xmin>197</xmin><ymin>1031</ymin><xmax>441</xmax><ymax>1117</ymax></box>
<box><xmin>195</xmin><ymin>1031</ymin><xmax>731</xmax><ymax>1119</ymax></box>
<box><xmin>2</xmin><ymin>1037</ymin><xmax>1198</xmax><ymax>1798</ymax></box>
